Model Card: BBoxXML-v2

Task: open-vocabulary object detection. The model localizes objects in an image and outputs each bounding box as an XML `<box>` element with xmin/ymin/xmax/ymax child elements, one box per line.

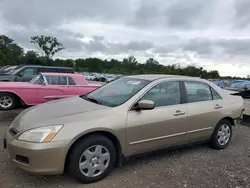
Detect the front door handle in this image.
<box><xmin>173</xmin><ymin>110</ymin><xmax>185</xmax><ymax>116</ymax></box>
<box><xmin>214</xmin><ymin>104</ymin><xmax>223</xmax><ymax>109</ymax></box>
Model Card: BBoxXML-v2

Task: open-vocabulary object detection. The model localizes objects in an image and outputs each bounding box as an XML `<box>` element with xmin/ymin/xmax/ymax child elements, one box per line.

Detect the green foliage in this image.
<box><xmin>30</xmin><ymin>35</ymin><xmax>65</xmax><ymax>58</ymax></box>
<box><xmin>0</xmin><ymin>34</ymin><xmax>244</xmax><ymax>80</ymax></box>
<box><xmin>0</xmin><ymin>35</ymin><xmax>24</xmax><ymax>65</ymax></box>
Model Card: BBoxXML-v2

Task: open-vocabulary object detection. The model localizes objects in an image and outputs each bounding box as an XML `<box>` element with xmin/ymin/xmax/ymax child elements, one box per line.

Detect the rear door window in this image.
<box><xmin>56</xmin><ymin>68</ymin><xmax>74</xmax><ymax>73</ymax></box>
<box><xmin>184</xmin><ymin>81</ymin><xmax>212</xmax><ymax>103</ymax></box>
<box><xmin>68</xmin><ymin>77</ymin><xmax>76</xmax><ymax>85</ymax></box>
<box><xmin>45</xmin><ymin>76</ymin><xmax>67</xmax><ymax>85</ymax></box>
<box><xmin>38</xmin><ymin>68</ymin><xmax>56</xmax><ymax>73</ymax></box>
<box><xmin>210</xmin><ymin>87</ymin><xmax>222</xmax><ymax>100</ymax></box>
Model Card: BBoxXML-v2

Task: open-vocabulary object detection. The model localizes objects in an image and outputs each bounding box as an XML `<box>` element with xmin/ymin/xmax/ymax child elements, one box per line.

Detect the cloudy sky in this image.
<box><xmin>1</xmin><ymin>0</ymin><xmax>250</xmax><ymax>77</ymax></box>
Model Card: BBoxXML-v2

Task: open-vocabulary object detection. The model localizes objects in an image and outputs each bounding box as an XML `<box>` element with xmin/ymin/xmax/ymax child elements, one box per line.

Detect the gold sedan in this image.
<box><xmin>4</xmin><ymin>75</ymin><xmax>244</xmax><ymax>183</ymax></box>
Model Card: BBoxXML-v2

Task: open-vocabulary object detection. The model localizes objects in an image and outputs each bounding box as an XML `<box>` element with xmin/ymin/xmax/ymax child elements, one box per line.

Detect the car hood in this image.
<box><xmin>10</xmin><ymin>96</ymin><xmax>110</xmax><ymax>133</ymax></box>
<box><xmin>0</xmin><ymin>74</ymin><xmax>15</xmax><ymax>81</ymax></box>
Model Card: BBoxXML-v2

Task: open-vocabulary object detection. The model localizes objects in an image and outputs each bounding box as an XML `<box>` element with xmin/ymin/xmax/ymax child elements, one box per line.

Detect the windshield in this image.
<box><xmin>0</xmin><ymin>66</ymin><xmax>17</xmax><ymax>74</ymax></box>
<box><xmin>9</xmin><ymin>66</ymin><xmax>24</xmax><ymax>75</ymax></box>
<box><xmin>30</xmin><ymin>74</ymin><xmax>45</xmax><ymax>84</ymax></box>
<box><xmin>229</xmin><ymin>82</ymin><xmax>247</xmax><ymax>88</ymax></box>
<box><xmin>84</xmin><ymin>77</ymin><xmax>150</xmax><ymax>107</ymax></box>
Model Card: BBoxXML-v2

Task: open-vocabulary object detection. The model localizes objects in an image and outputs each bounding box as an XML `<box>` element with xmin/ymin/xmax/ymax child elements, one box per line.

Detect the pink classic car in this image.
<box><xmin>0</xmin><ymin>73</ymin><xmax>102</xmax><ymax>110</ymax></box>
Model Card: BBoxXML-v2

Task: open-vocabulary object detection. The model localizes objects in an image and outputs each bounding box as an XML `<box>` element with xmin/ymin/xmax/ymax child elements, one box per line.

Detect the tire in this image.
<box><xmin>210</xmin><ymin>119</ymin><xmax>232</xmax><ymax>149</ymax></box>
<box><xmin>68</xmin><ymin>134</ymin><xmax>117</xmax><ymax>183</ymax></box>
<box><xmin>0</xmin><ymin>93</ymin><xmax>17</xmax><ymax>110</ymax></box>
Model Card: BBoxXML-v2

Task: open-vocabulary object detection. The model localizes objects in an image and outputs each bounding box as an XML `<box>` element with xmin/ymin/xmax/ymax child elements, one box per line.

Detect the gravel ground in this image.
<box><xmin>0</xmin><ymin>109</ymin><xmax>250</xmax><ymax>188</ymax></box>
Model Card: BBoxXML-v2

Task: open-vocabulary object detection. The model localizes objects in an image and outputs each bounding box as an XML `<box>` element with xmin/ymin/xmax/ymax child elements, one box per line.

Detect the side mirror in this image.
<box><xmin>17</xmin><ymin>71</ymin><xmax>24</xmax><ymax>77</ymax></box>
<box><xmin>138</xmin><ymin>100</ymin><xmax>155</xmax><ymax>110</ymax></box>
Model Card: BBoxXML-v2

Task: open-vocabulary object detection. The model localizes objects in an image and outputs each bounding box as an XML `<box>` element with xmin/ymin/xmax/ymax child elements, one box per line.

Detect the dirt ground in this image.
<box><xmin>0</xmin><ymin>109</ymin><xmax>250</xmax><ymax>188</ymax></box>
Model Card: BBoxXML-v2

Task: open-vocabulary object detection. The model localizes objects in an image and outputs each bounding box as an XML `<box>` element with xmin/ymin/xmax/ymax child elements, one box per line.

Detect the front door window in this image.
<box><xmin>140</xmin><ymin>81</ymin><xmax>181</xmax><ymax>107</ymax></box>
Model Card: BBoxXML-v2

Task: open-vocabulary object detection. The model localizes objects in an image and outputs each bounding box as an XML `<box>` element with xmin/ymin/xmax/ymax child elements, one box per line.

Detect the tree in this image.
<box><xmin>122</xmin><ymin>56</ymin><xmax>139</xmax><ymax>74</ymax></box>
<box><xmin>22</xmin><ymin>50</ymin><xmax>41</xmax><ymax>65</ymax></box>
<box><xmin>0</xmin><ymin>35</ymin><xmax>24</xmax><ymax>65</ymax></box>
<box><xmin>30</xmin><ymin>35</ymin><xmax>65</xmax><ymax>58</ymax></box>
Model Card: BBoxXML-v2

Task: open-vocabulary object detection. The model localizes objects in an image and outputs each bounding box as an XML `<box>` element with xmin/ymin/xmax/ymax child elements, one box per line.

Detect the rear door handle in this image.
<box><xmin>214</xmin><ymin>104</ymin><xmax>223</xmax><ymax>109</ymax></box>
<box><xmin>173</xmin><ymin>110</ymin><xmax>185</xmax><ymax>116</ymax></box>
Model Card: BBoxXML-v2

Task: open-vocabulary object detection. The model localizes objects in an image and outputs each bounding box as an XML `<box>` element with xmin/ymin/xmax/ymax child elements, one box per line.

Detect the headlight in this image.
<box><xmin>18</xmin><ymin>125</ymin><xmax>63</xmax><ymax>143</ymax></box>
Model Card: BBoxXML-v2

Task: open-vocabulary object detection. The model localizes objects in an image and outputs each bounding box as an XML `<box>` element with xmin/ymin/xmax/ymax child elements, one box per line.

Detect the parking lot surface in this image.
<box><xmin>0</xmin><ymin>109</ymin><xmax>250</xmax><ymax>188</ymax></box>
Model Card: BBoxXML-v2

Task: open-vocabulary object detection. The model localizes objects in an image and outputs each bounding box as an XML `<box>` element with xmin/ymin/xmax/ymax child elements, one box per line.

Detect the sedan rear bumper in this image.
<box><xmin>234</xmin><ymin>109</ymin><xmax>244</xmax><ymax>125</ymax></box>
<box><xmin>5</xmin><ymin>131</ymin><xmax>70</xmax><ymax>175</ymax></box>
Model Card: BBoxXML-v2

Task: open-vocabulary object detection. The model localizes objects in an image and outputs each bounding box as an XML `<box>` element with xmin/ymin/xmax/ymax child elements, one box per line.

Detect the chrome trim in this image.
<box><xmin>12</xmin><ymin>159</ymin><xmax>29</xmax><ymax>166</ymax></box>
<box><xmin>42</xmin><ymin>75</ymin><xmax>48</xmax><ymax>85</ymax></box>
<box><xmin>129</xmin><ymin>132</ymin><xmax>186</xmax><ymax>145</ymax></box>
<box><xmin>186</xmin><ymin>127</ymin><xmax>212</xmax><ymax>134</ymax></box>
<box><xmin>129</xmin><ymin>127</ymin><xmax>212</xmax><ymax>145</ymax></box>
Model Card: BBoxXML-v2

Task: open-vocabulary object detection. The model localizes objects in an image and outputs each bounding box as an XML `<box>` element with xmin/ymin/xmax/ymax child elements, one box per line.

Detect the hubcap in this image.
<box><xmin>217</xmin><ymin>124</ymin><xmax>231</xmax><ymax>146</ymax></box>
<box><xmin>0</xmin><ymin>96</ymin><xmax>13</xmax><ymax>108</ymax></box>
<box><xmin>79</xmin><ymin>145</ymin><xmax>110</xmax><ymax>177</ymax></box>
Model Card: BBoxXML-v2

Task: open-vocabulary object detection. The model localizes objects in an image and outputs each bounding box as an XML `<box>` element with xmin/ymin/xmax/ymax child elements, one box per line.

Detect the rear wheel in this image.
<box><xmin>68</xmin><ymin>135</ymin><xmax>116</xmax><ymax>183</ymax></box>
<box><xmin>0</xmin><ymin>93</ymin><xmax>17</xmax><ymax>110</ymax></box>
<box><xmin>210</xmin><ymin>119</ymin><xmax>232</xmax><ymax>149</ymax></box>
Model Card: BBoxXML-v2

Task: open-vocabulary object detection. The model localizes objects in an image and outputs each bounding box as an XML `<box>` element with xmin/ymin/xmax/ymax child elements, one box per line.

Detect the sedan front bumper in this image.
<box><xmin>5</xmin><ymin>131</ymin><xmax>70</xmax><ymax>175</ymax></box>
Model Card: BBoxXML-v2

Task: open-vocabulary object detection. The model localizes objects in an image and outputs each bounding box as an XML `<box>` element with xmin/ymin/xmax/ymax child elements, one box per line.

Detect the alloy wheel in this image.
<box><xmin>0</xmin><ymin>96</ymin><xmax>13</xmax><ymax>109</ymax></box>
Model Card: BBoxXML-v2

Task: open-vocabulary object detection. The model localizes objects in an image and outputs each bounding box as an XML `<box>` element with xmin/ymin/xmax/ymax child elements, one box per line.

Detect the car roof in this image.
<box><xmin>125</xmin><ymin>74</ymin><xmax>201</xmax><ymax>81</ymax></box>
<box><xmin>40</xmin><ymin>73</ymin><xmax>88</xmax><ymax>84</ymax></box>
<box><xmin>40</xmin><ymin>72</ymin><xmax>75</xmax><ymax>77</ymax></box>
<box><xmin>19</xmin><ymin>65</ymin><xmax>73</xmax><ymax>69</ymax></box>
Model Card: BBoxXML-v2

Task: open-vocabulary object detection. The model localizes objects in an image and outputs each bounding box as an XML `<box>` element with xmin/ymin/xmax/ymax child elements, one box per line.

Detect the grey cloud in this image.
<box><xmin>131</xmin><ymin>0</ymin><xmax>217</xmax><ymax>29</ymax></box>
<box><xmin>130</xmin><ymin>0</ymin><xmax>164</xmax><ymax>27</ymax></box>
<box><xmin>153</xmin><ymin>45</ymin><xmax>180</xmax><ymax>54</ymax></box>
<box><xmin>182</xmin><ymin>38</ymin><xmax>250</xmax><ymax>58</ymax></box>
<box><xmin>126</xmin><ymin>41</ymin><xmax>154</xmax><ymax>51</ymax></box>
<box><xmin>0</xmin><ymin>0</ymin><xmax>130</xmax><ymax>28</ymax></box>
<box><xmin>83</xmin><ymin>40</ymin><xmax>107</xmax><ymax>53</ymax></box>
<box><xmin>154</xmin><ymin>37</ymin><xmax>250</xmax><ymax>59</ymax></box>
<box><xmin>182</xmin><ymin>38</ymin><xmax>214</xmax><ymax>55</ymax></box>
<box><xmin>82</xmin><ymin>37</ymin><xmax>154</xmax><ymax>54</ymax></box>
<box><xmin>92</xmin><ymin>35</ymin><xmax>104</xmax><ymax>41</ymax></box>
<box><xmin>6</xmin><ymin>28</ymin><xmax>84</xmax><ymax>52</ymax></box>
<box><xmin>233</xmin><ymin>0</ymin><xmax>250</xmax><ymax>28</ymax></box>
<box><xmin>164</xmin><ymin>0</ymin><xmax>216</xmax><ymax>29</ymax></box>
<box><xmin>216</xmin><ymin>39</ymin><xmax>250</xmax><ymax>55</ymax></box>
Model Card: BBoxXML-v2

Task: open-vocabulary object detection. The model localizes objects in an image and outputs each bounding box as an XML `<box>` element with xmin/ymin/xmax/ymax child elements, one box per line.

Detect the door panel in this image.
<box><xmin>16</xmin><ymin>68</ymin><xmax>38</xmax><ymax>82</ymax></box>
<box><xmin>183</xmin><ymin>81</ymin><xmax>223</xmax><ymax>142</ymax></box>
<box><xmin>126</xmin><ymin>81</ymin><xmax>188</xmax><ymax>156</ymax></box>
<box><xmin>63</xmin><ymin>86</ymin><xmax>85</xmax><ymax>95</ymax></box>
<box><xmin>126</xmin><ymin>105</ymin><xmax>187</xmax><ymax>156</ymax></box>
<box><xmin>185</xmin><ymin>101</ymin><xmax>222</xmax><ymax>141</ymax></box>
<box><xmin>35</xmin><ymin>85</ymin><xmax>65</xmax><ymax>104</ymax></box>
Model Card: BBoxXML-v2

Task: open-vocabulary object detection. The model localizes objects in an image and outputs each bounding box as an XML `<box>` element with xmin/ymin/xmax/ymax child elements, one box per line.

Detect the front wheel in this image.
<box><xmin>210</xmin><ymin>119</ymin><xmax>232</xmax><ymax>149</ymax></box>
<box><xmin>68</xmin><ymin>135</ymin><xmax>117</xmax><ymax>183</ymax></box>
<box><xmin>0</xmin><ymin>93</ymin><xmax>17</xmax><ymax>110</ymax></box>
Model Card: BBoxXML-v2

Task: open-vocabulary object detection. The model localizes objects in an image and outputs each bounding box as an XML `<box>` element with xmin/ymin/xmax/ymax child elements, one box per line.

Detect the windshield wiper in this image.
<box><xmin>82</xmin><ymin>95</ymin><xmax>102</xmax><ymax>105</ymax></box>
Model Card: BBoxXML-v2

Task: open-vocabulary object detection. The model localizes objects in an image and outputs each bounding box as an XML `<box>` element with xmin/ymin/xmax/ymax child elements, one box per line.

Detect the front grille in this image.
<box><xmin>9</xmin><ymin>128</ymin><xmax>18</xmax><ymax>136</ymax></box>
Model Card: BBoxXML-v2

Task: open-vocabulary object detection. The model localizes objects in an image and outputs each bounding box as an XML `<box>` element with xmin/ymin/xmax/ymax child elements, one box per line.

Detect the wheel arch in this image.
<box><xmin>0</xmin><ymin>91</ymin><xmax>26</xmax><ymax>106</ymax></box>
<box><xmin>220</xmin><ymin>117</ymin><xmax>235</xmax><ymax>126</ymax></box>
<box><xmin>64</xmin><ymin>130</ymin><xmax>123</xmax><ymax>171</ymax></box>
